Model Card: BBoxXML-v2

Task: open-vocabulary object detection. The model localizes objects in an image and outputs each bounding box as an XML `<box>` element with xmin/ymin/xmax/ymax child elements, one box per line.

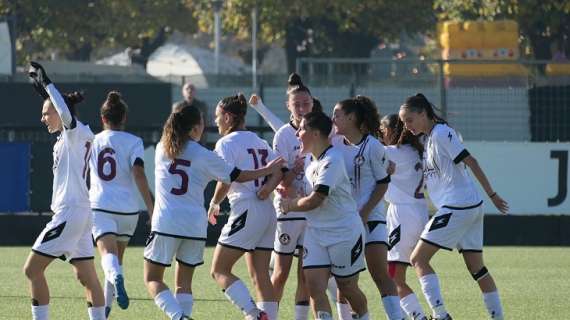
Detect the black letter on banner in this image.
<box><xmin>548</xmin><ymin>150</ymin><xmax>568</xmax><ymax>207</ymax></box>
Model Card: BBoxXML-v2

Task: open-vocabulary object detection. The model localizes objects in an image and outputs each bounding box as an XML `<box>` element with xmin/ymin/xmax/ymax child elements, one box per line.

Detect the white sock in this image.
<box><xmin>336</xmin><ymin>302</ymin><xmax>352</xmax><ymax>320</ymax></box>
<box><xmin>154</xmin><ymin>289</ymin><xmax>185</xmax><ymax>320</ymax></box>
<box><xmin>175</xmin><ymin>293</ymin><xmax>193</xmax><ymax>317</ymax></box>
<box><xmin>327</xmin><ymin>277</ymin><xmax>338</xmax><ymax>303</ymax></box>
<box><xmin>31</xmin><ymin>304</ymin><xmax>49</xmax><ymax>320</ymax></box>
<box><xmin>483</xmin><ymin>291</ymin><xmax>504</xmax><ymax>319</ymax></box>
<box><xmin>104</xmin><ymin>280</ymin><xmax>115</xmax><ymax>308</ymax></box>
<box><xmin>419</xmin><ymin>274</ymin><xmax>447</xmax><ymax>318</ymax></box>
<box><xmin>382</xmin><ymin>295</ymin><xmax>403</xmax><ymax>320</ymax></box>
<box><xmin>87</xmin><ymin>306</ymin><xmax>106</xmax><ymax>320</ymax></box>
<box><xmin>294</xmin><ymin>303</ymin><xmax>310</xmax><ymax>320</ymax></box>
<box><xmin>316</xmin><ymin>311</ymin><xmax>333</xmax><ymax>320</ymax></box>
<box><xmin>257</xmin><ymin>301</ymin><xmax>278</xmax><ymax>320</ymax></box>
<box><xmin>223</xmin><ymin>280</ymin><xmax>257</xmax><ymax>315</ymax></box>
<box><xmin>401</xmin><ymin>293</ymin><xmax>426</xmax><ymax>320</ymax></box>
<box><xmin>101</xmin><ymin>253</ymin><xmax>122</xmax><ymax>282</ymax></box>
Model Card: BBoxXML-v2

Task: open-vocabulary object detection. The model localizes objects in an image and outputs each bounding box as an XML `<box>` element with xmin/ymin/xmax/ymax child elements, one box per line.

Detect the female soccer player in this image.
<box><xmin>144</xmin><ymin>104</ymin><xmax>283</xmax><ymax>320</ymax></box>
<box><xmin>279</xmin><ymin>111</ymin><xmax>368</xmax><ymax>320</ymax></box>
<box><xmin>250</xmin><ymin>73</ymin><xmax>321</xmax><ymax>320</ymax></box>
<box><xmin>208</xmin><ymin>93</ymin><xmax>284</xmax><ymax>320</ymax></box>
<box><xmin>380</xmin><ymin>114</ymin><xmax>429</xmax><ymax>320</ymax></box>
<box><xmin>23</xmin><ymin>62</ymin><xmax>106</xmax><ymax>320</ymax></box>
<box><xmin>330</xmin><ymin>97</ymin><xmax>403</xmax><ymax>320</ymax></box>
<box><xmin>400</xmin><ymin>93</ymin><xmax>509</xmax><ymax>320</ymax></box>
<box><xmin>89</xmin><ymin>91</ymin><xmax>154</xmax><ymax>316</ymax></box>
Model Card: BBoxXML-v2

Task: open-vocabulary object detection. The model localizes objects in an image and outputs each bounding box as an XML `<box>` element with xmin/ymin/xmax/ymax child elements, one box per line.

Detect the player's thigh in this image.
<box><xmin>329</xmin><ymin>226</ymin><xmax>366</xmax><ymax>279</ymax></box>
<box><xmin>144</xmin><ymin>233</ymin><xmax>180</xmax><ymax>267</ymax></box>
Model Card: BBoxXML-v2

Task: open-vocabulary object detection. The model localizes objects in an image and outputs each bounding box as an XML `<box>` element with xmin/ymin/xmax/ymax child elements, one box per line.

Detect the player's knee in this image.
<box><xmin>471</xmin><ymin>266</ymin><xmax>489</xmax><ymax>282</ymax></box>
<box><xmin>23</xmin><ymin>263</ymin><xmax>37</xmax><ymax>280</ymax></box>
<box><xmin>409</xmin><ymin>252</ymin><xmax>425</xmax><ymax>269</ymax></box>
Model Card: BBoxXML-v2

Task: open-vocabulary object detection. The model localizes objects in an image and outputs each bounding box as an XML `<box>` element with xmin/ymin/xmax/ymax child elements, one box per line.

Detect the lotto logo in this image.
<box><xmin>279</xmin><ymin>233</ymin><xmax>291</xmax><ymax>245</ymax></box>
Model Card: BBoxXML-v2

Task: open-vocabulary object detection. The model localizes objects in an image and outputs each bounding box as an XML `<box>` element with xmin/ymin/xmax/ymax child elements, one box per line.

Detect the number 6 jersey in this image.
<box><xmin>89</xmin><ymin>130</ymin><xmax>145</xmax><ymax>213</ymax></box>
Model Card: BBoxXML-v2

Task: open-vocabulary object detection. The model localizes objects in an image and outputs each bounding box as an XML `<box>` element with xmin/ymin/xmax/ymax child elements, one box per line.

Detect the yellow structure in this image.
<box><xmin>439</xmin><ymin>20</ymin><xmax>527</xmax><ymax>77</ymax></box>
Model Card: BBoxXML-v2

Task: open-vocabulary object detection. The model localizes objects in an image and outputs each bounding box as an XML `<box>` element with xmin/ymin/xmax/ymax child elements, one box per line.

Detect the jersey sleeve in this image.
<box><xmin>45</xmin><ymin>84</ymin><xmax>75</xmax><ymax>129</ymax></box>
<box><xmin>434</xmin><ymin>126</ymin><xmax>470</xmax><ymax>164</ymax></box>
<box><xmin>273</xmin><ymin>129</ymin><xmax>291</xmax><ymax>166</ymax></box>
<box><xmin>369</xmin><ymin>140</ymin><xmax>390</xmax><ymax>184</ymax></box>
<box><xmin>313</xmin><ymin>155</ymin><xmax>343</xmax><ymax>196</ymax></box>
<box><xmin>214</xmin><ymin>139</ymin><xmax>236</xmax><ymax>166</ymax></box>
<box><xmin>203</xmin><ymin>149</ymin><xmax>240</xmax><ymax>184</ymax></box>
<box><xmin>130</xmin><ymin>138</ymin><xmax>145</xmax><ymax>167</ymax></box>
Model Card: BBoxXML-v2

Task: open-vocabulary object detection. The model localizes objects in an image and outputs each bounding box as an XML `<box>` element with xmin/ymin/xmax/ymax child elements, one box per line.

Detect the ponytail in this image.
<box><xmin>401</xmin><ymin>93</ymin><xmax>447</xmax><ymax>125</ymax></box>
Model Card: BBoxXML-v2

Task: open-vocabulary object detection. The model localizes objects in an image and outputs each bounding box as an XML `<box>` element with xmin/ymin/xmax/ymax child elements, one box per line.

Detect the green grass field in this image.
<box><xmin>0</xmin><ymin>246</ymin><xmax>568</xmax><ymax>319</ymax></box>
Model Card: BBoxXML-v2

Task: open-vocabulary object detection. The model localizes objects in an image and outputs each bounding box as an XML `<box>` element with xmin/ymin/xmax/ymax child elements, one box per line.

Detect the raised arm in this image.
<box><xmin>249</xmin><ymin>94</ymin><xmax>285</xmax><ymax>132</ymax></box>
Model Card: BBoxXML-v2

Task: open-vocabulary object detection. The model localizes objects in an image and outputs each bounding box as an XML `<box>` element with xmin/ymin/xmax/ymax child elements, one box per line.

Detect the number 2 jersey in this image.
<box><xmin>51</xmin><ymin>119</ymin><xmax>94</xmax><ymax>213</ymax></box>
<box><xmin>153</xmin><ymin>140</ymin><xmax>240</xmax><ymax>239</ymax></box>
<box><xmin>89</xmin><ymin>130</ymin><xmax>145</xmax><ymax>213</ymax></box>
<box><xmin>384</xmin><ymin>144</ymin><xmax>426</xmax><ymax>205</ymax></box>
<box><xmin>214</xmin><ymin>131</ymin><xmax>277</xmax><ymax>206</ymax></box>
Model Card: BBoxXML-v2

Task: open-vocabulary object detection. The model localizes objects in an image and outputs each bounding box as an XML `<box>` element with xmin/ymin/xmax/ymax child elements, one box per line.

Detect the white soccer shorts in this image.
<box><xmin>364</xmin><ymin>219</ymin><xmax>388</xmax><ymax>247</ymax></box>
<box><xmin>144</xmin><ymin>232</ymin><xmax>205</xmax><ymax>267</ymax></box>
<box><xmin>302</xmin><ymin>224</ymin><xmax>366</xmax><ymax>278</ymax></box>
<box><xmin>32</xmin><ymin>207</ymin><xmax>94</xmax><ymax>262</ymax></box>
<box><xmin>420</xmin><ymin>201</ymin><xmax>484</xmax><ymax>252</ymax></box>
<box><xmin>387</xmin><ymin>202</ymin><xmax>429</xmax><ymax>264</ymax></box>
<box><xmin>92</xmin><ymin>210</ymin><xmax>139</xmax><ymax>243</ymax></box>
<box><xmin>274</xmin><ymin>217</ymin><xmax>306</xmax><ymax>255</ymax></box>
<box><xmin>218</xmin><ymin>198</ymin><xmax>277</xmax><ymax>252</ymax></box>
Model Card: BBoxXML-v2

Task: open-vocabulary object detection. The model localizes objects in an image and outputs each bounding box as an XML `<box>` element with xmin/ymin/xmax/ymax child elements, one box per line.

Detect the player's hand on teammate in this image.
<box><xmin>249</xmin><ymin>94</ymin><xmax>262</xmax><ymax>107</ymax></box>
<box><xmin>28</xmin><ymin>61</ymin><xmax>52</xmax><ymax>87</ymax></box>
<box><xmin>292</xmin><ymin>156</ymin><xmax>305</xmax><ymax>175</ymax></box>
<box><xmin>208</xmin><ymin>202</ymin><xmax>221</xmax><ymax>225</ymax></box>
<box><xmin>490</xmin><ymin>193</ymin><xmax>509</xmax><ymax>214</ymax></box>
<box><xmin>265</xmin><ymin>156</ymin><xmax>286</xmax><ymax>173</ymax></box>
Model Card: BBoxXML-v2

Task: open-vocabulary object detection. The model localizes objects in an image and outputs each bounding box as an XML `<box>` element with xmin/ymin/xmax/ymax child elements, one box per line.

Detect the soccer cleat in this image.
<box><xmin>256</xmin><ymin>311</ymin><xmax>269</xmax><ymax>320</ymax></box>
<box><xmin>105</xmin><ymin>306</ymin><xmax>111</xmax><ymax>318</ymax></box>
<box><xmin>429</xmin><ymin>314</ymin><xmax>452</xmax><ymax>320</ymax></box>
<box><xmin>113</xmin><ymin>274</ymin><xmax>129</xmax><ymax>309</ymax></box>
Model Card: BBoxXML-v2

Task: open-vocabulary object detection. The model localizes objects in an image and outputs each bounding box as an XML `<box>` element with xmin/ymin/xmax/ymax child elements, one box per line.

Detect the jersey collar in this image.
<box><xmin>317</xmin><ymin>145</ymin><xmax>333</xmax><ymax>160</ymax></box>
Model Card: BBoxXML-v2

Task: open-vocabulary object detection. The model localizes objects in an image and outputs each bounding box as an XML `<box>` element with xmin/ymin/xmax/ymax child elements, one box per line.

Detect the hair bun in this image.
<box><xmin>237</xmin><ymin>92</ymin><xmax>247</xmax><ymax>106</ymax></box>
<box><xmin>288</xmin><ymin>72</ymin><xmax>303</xmax><ymax>87</ymax></box>
<box><xmin>107</xmin><ymin>91</ymin><xmax>122</xmax><ymax>104</ymax></box>
<box><xmin>415</xmin><ymin>93</ymin><xmax>427</xmax><ymax>99</ymax></box>
<box><xmin>64</xmin><ymin>91</ymin><xmax>85</xmax><ymax>105</ymax></box>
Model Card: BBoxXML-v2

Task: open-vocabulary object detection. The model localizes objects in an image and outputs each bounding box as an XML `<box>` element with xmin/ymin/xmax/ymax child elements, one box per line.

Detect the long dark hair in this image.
<box><xmin>381</xmin><ymin>114</ymin><xmax>424</xmax><ymax>159</ymax></box>
<box><xmin>160</xmin><ymin>104</ymin><xmax>202</xmax><ymax>159</ymax></box>
<box><xmin>101</xmin><ymin>91</ymin><xmax>128</xmax><ymax>127</ymax></box>
<box><xmin>400</xmin><ymin>93</ymin><xmax>447</xmax><ymax>124</ymax></box>
<box><xmin>218</xmin><ymin>93</ymin><xmax>247</xmax><ymax>133</ymax></box>
<box><xmin>337</xmin><ymin>95</ymin><xmax>381</xmax><ymax>138</ymax></box>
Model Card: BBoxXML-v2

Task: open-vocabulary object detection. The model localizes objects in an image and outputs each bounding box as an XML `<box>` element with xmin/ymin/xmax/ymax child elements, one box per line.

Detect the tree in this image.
<box><xmin>189</xmin><ymin>0</ymin><xmax>435</xmax><ymax>72</ymax></box>
<box><xmin>0</xmin><ymin>0</ymin><xmax>198</xmax><ymax>63</ymax></box>
<box><xmin>434</xmin><ymin>0</ymin><xmax>570</xmax><ymax>60</ymax></box>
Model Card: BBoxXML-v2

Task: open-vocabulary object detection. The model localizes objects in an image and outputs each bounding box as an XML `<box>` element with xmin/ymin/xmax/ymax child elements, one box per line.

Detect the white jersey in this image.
<box><xmin>153</xmin><ymin>140</ymin><xmax>238</xmax><ymax>239</ymax></box>
<box><xmin>423</xmin><ymin>123</ymin><xmax>481</xmax><ymax>209</ymax></box>
<box><xmin>273</xmin><ymin>122</ymin><xmax>311</xmax><ymax>218</ymax></box>
<box><xmin>214</xmin><ymin>131</ymin><xmax>276</xmax><ymax>206</ymax></box>
<box><xmin>385</xmin><ymin>144</ymin><xmax>426</xmax><ymax>205</ymax></box>
<box><xmin>332</xmin><ymin>134</ymin><xmax>390</xmax><ymax>222</ymax></box>
<box><xmin>305</xmin><ymin>146</ymin><xmax>360</xmax><ymax>230</ymax></box>
<box><xmin>51</xmin><ymin>119</ymin><xmax>94</xmax><ymax>212</ymax></box>
<box><xmin>89</xmin><ymin>130</ymin><xmax>144</xmax><ymax>213</ymax></box>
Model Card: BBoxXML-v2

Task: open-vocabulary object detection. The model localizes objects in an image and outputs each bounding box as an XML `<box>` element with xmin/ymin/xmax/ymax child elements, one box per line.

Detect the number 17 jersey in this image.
<box><xmin>89</xmin><ymin>130</ymin><xmax>145</xmax><ymax>213</ymax></box>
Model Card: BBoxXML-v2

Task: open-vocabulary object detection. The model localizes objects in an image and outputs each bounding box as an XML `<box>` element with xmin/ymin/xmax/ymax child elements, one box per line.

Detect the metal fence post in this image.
<box><xmin>438</xmin><ymin>59</ymin><xmax>448</xmax><ymax>120</ymax></box>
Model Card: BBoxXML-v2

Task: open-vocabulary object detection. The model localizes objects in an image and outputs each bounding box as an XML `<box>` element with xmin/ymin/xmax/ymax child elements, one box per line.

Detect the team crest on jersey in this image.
<box><xmin>354</xmin><ymin>155</ymin><xmax>365</xmax><ymax>166</ymax></box>
<box><xmin>41</xmin><ymin>222</ymin><xmax>66</xmax><ymax>243</ymax></box>
<box><xmin>388</xmin><ymin>225</ymin><xmax>401</xmax><ymax>249</ymax></box>
<box><xmin>429</xmin><ymin>212</ymin><xmax>452</xmax><ymax>231</ymax></box>
<box><xmin>350</xmin><ymin>236</ymin><xmax>363</xmax><ymax>266</ymax></box>
<box><xmin>229</xmin><ymin>210</ymin><xmax>248</xmax><ymax>236</ymax></box>
<box><xmin>279</xmin><ymin>233</ymin><xmax>291</xmax><ymax>245</ymax></box>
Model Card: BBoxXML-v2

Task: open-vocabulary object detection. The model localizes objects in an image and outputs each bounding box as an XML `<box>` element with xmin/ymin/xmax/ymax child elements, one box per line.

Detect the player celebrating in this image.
<box><xmin>23</xmin><ymin>62</ymin><xmax>106</xmax><ymax>320</ymax></box>
<box><xmin>249</xmin><ymin>73</ymin><xmax>320</xmax><ymax>320</ymax></box>
<box><xmin>144</xmin><ymin>104</ymin><xmax>283</xmax><ymax>320</ymax></box>
<box><xmin>380</xmin><ymin>114</ymin><xmax>429</xmax><ymax>320</ymax></box>
<box><xmin>279</xmin><ymin>111</ymin><xmax>368</xmax><ymax>320</ymax></box>
<box><xmin>330</xmin><ymin>97</ymin><xmax>403</xmax><ymax>320</ymax></box>
<box><xmin>89</xmin><ymin>91</ymin><xmax>154</xmax><ymax>317</ymax></box>
<box><xmin>400</xmin><ymin>93</ymin><xmax>509</xmax><ymax>320</ymax></box>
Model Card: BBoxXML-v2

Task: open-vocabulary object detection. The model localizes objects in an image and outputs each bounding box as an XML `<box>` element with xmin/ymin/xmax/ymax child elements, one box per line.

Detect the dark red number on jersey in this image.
<box><xmin>169</xmin><ymin>159</ymin><xmax>191</xmax><ymax>195</ymax></box>
<box><xmin>414</xmin><ymin>176</ymin><xmax>425</xmax><ymax>199</ymax></box>
<box><xmin>247</xmin><ymin>148</ymin><xmax>269</xmax><ymax>187</ymax></box>
<box><xmin>82</xmin><ymin>141</ymin><xmax>92</xmax><ymax>180</ymax></box>
<box><xmin>97</xmin><ymin>147</ymin><xmax>117</xmax><ymax>181</ymax></box>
